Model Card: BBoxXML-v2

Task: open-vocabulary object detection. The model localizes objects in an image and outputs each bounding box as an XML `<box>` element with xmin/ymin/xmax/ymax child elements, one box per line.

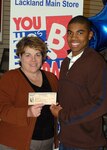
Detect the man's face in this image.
<box><xmin>67</xmin><ymin>22</ymin><xmax>93</xmax><ymax>56</ymax></box>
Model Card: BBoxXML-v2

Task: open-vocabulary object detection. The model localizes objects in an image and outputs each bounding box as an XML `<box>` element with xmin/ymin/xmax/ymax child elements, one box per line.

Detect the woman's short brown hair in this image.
<box><xmin>16</xmin><ymin>36</ymin><xmax>48</xmax><ymax>60</ymax></box>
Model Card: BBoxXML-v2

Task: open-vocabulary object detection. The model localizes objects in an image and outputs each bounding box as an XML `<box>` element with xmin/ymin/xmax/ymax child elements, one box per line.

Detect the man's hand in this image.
<box><xmin>50</xmin><ymin>104</ymin><xmax>62</xmax><ymax>118</ymax></box>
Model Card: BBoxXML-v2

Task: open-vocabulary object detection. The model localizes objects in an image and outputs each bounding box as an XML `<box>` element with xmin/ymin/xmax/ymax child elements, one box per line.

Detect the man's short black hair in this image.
<box><xmin>67</xmin><ymin>15</ymin><xmax>92</xmax><ymax>31</ymax></box>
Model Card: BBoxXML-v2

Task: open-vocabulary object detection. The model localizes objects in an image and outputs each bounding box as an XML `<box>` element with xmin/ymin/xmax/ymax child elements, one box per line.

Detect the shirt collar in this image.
<box><xmin>67</xmin><ymin>51</ymin><xmax>83</xmax><ymax>62</ymax></box>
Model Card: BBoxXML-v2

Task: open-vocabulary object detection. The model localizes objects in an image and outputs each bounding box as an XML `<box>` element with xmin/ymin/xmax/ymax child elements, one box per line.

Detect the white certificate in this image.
<box><xmin>28</xmin><ymin>92</ymin><xmax>57</xmax><ymax>105</ymax></box>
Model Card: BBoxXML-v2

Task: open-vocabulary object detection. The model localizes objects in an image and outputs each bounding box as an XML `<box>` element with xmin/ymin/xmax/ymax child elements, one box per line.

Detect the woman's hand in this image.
<box><xmin>27</xmin><ymin>103</ymin><xmax>44</xmax><ymax>117</ymax></box>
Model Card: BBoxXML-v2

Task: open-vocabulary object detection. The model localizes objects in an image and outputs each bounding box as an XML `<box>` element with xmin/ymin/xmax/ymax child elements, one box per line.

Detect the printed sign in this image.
<box><xmin>10</xmin><ymin>0</ymin><xmax>83</xmax><ymax>78</ymax></box>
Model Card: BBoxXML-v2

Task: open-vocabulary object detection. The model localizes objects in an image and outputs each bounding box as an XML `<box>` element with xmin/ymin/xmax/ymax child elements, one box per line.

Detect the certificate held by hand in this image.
<box><xmin>28</xmin><ymin>92</ymin><xmax>57</xmax><ymax>105</ymax></box>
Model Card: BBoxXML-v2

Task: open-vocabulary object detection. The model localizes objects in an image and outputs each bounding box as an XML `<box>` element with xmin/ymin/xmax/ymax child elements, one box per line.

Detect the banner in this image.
<box><xmin>9</xmin><ymin>0</ymin><xmax>83</xmax><ymax>78</ymax></box>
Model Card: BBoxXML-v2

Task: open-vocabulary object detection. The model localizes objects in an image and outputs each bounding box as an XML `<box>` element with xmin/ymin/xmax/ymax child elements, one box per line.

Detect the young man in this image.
<box><xmin>50</xmin><ymin>15</ymin><xmax>107</xmax><ymax>150</ymax></box>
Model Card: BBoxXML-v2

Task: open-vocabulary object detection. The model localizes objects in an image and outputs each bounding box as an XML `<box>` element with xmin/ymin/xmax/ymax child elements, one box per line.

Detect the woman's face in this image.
<box><xmin>19</xmin><ymin>46</ymin><xmax>43</xmax><ymax>73</ymax></box>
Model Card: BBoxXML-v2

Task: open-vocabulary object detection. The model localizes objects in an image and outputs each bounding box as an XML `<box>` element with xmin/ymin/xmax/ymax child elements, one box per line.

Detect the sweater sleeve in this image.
<box><xmin>59</xmin><ymin>60</ymin><xmax>107</xmax><ymax>125</ymax></box>
<box><xmin>0</xmin><ymin>70</ymin><xmax>31</xmax><ymax>127</ymax></box>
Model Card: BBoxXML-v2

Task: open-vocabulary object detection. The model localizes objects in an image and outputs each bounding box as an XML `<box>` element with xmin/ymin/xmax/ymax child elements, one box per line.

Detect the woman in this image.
<box><xmin>0</xmin><ymin>36</ymin><xmax>58</xmax><ymax>150</ymax></box>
